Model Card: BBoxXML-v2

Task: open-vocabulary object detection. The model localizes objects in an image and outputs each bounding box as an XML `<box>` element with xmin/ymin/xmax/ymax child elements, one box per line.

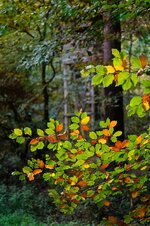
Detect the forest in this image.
<box><xmin>0</xmin><ymin>0</ymin><xmax>150</xmax><ymax>225</ymax></box>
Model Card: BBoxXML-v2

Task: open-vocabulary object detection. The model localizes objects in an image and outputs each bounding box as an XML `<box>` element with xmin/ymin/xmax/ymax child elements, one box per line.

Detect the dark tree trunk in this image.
<box><xmin>41</xmin><ymin>62</ymin><xmax>49</xmax><ymax>122</ymax></box>
<box><xmin>103</xmin><ymin>13</ymin><xmax>124</xmax><ymax>139</ymax></box>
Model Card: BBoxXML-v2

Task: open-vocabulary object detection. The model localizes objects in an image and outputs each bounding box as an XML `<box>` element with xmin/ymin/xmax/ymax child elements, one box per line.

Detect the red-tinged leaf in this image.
<box><xmin>134</xmin><ymin>207</ymin><xmax>147</xmax><ymax>219</ymax></box>
<box><xmin>111</xmin><ymin>147</ymin><xmax>120</xmax><ymax>152</ymax></box>
<box><xmin>77</xmin><ymin>180</ymin><xmax>87</xmax><ymax>187</ymax></box>
<box><xmin>30</xmin><ymin>138</ymin><xmax>39</xmax><ymax>145</ymax></box>
<box><xmin>78</xmin><ymin>135</ymin><xmax>83</xmax><ymax>140</ymax></box>
<box><xmin>72</xmin><ymin>199</ymin><xmax>80</xmax><ymax>204</ymax></box>
<box><xmin>126</xmin><ymin>164</ymin><xmax>133</xmax><ymax>171</ymax></box>
<box><xmin>115</xmin><ymin>140</ymin><xmax>123</xmax><ymax>148</ymax></box>
<box><xmin>47</xmin><ymin>134</ymin><xmax>58</xmax><ymax>143</ymax></box>
<box><xmin>56</xmin><ymin>124</ymin><xmax>63</xmax><ymax>132</ymax></box>
<box><xmin>57</xmin><ymin>131</ymin><xmax>68</xmax><ymax>140</ymax></box>
<box><xmin>91</xmin><ymin>139</ymin><xmax>97</xmax><ymax>145</ymax></box>
<box><xmin>100</xmin><ymin>163</ymin><xmax>109</xmax><ymax>170</ymax></box>
<box><xmin>109</xmin><ymin>120</ymin><xmax>117</xmax><ymax>128</ymax></box>
<box><xmin>33</xmin><ymin>169</ymin><xmax>42</xmax><ymax>175</ymax></box>
<box><xmin>81</xmin><ymin>125</ymin><xmax>90</xmax><ymax>131</ymax></box>
<box><xmin>77</xmin><ymin>150</ymin><xmax>84</xmax><ymax>154</ymax></box>
<box><xmin>122</xmin><ymin>140</ymin><xmax>130</xmax><ymax>148</ymax></box>
<box><xmin>82</xmin><ymin>192</ymin><xmax>87</xmax><ymax>198</ymax></box>
<box><xmin>122</xmin><ymin>59</ymin><xmax>127</xmax><ymax>69</ymax></box>
<box><xmin>139</xmin><ymin>54</ymin><xmax>148</xmax><ymax>69</ymax></box>
<box><xmin>103</xmin><ymin>129</ymin><xmax>111</xmax><ymax>137</ymax></box>
<box><xmin>37</xmin><ymin>159</ymin><xmax>45</xmax><ymax>168</ymax></box>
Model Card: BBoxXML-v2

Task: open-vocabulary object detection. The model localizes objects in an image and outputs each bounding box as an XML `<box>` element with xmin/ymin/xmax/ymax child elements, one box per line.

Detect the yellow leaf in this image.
<box><xmin>50</xmin><ymin>173</ymin><xmax>55</xmax><ymax>177</ymax></box>
<box><xmin>114</xmin><ymin>65</ymin><xmax>124</xmax><ymax>71</ymax></box>
<box><xmin>83</xmin><ymin>163</ymin><xmax>90</xmax><ymax>169</ymax></box>
<box><xmin>140</xmin><ymin>166</ymin><xmax>148</xmax><ymax>171</ymax></box>
<box><xmin>98</xmin><ymin>138</ymin><xmax>107</xmax><ymax>144</ymax></box>
<box><xmin>143</xmin><ymin>101</ymin><xmax>150</xmax><ymax>111</ymax></box>
<box><xmin>105</xmin><ymin>66</ymin><xmax>115</xmax><ymax>74</ymax></box>
<box><xmin>81</xmin><ymin>116</ymin><xmax>90</xmax><ymax>125</ymax></box>
<box><xmin>109</xmin><ymin>120</ymin><xmax>117</xmax><ymax>128</ymax></box>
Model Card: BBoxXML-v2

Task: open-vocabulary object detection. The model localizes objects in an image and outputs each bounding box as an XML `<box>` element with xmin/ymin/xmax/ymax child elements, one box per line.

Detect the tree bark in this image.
<box><xmin>41</xmin><ymin>62</ymin><xmax>49</xmax><ymax>122</ymax></box>
<box><xmin>103</xmin><ymin>12</ymin><xmax>124</xmax><ymax>139</ymax></box>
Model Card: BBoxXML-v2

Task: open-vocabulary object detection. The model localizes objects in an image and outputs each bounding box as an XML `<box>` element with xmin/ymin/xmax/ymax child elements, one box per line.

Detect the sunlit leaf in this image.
<box><xmin>14</xmin><ymin>128</ymin><xmax>22</xmax><ymax>136</ymax></box>
<box><xmin>81</xmin><ymin>116</ymin><xmax>90</xmax><ymax>125</ymax></box>
<box><xmin>105</xmin><ymin>66</ymin><xmax>115</xmax><ymax>74</ymax></box>
<box><xmin>109</xmin><ymin>120</ymin><xmax>117</xmax><ymax>128</ymax></box>
<box><xmin>33</xmin><ymin>169</ymin><xmax>42</xmax><ymax>175</ymax></box>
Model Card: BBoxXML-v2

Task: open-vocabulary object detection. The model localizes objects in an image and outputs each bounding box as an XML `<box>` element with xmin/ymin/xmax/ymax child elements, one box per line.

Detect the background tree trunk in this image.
<box><xmin>103</xmin><ymin>12</ymin><xmax>124</xmax><ymax>139</ymax></box>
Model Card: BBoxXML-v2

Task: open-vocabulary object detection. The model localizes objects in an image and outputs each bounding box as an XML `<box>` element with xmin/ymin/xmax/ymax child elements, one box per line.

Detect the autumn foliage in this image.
<box><xmin>10</xmin><ymin>50</ymin><xmax>150</xmax><ymax>225</ymax></box>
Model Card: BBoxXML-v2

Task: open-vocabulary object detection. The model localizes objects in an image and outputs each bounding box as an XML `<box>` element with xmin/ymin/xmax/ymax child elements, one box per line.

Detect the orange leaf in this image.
<box><xmin>112</xmin><ymin>187</ymin><xmax>117</xmax><ymax>191</ymax></box>
<box><xmin>33</xmin><ymin>169</ymin><xmax>42</xmax><ymax>175</ymax></box>
<box><xmin>81</xmin><ymin>125</ymin><xmax>90</xmax><ymax>131</ymax></box>
<box><xmin>137</xmin><ymin>135</ymin><xmax>142</xmax><ymax>144</ymax></box>
<box><xmin>91</xmin><ymin>139</ymin><xmax>97</xmax><ymax>145</ymax></box>
<box><xmin>109</xmin><ymin>120</ymin><xmax>117</xmax><ymax>128</ymax></box>
<box><xmin>111</xmin><ymin>147</ymin><xmax>120</xmax><ymax>152</ymax></box>
<box><xmin>56</xmin><ymin>124</ymin><xmax>63</xmax><ymax>132</ymax></box>
<box><xmin>47</xmin><ymin>134</ymin><xmax>58</xmax><ymax>143</ymax></box>
<box><xmin>124</xmin><ymin>176</ymin><xmax>131</xmax><ymax>183</ymax></box>
<box><xmin>57</xmin><ymin>131</ymin><xmax>68</xmax><ymax>140</ymax></box>
<box><xmin>103</xmin><ymin>129</ymin><xmax>111</xmax><ymax>137</ymax></box>
<box><xmin>30</xmin><ymin>138</ymin><xmax>39</xmax><ymax>145</ymax></box>
<box><xmin>139</xmin><ymin>54</ymin><xmax>148</xmax><ymax>69</ymax></box>
<box><xmin>100</xmin><ymin>163</ymin><xmax>109</xmax><ymax>170</ymax></box>
<box><xmin>103</xmin><ymin>200</ymin><xmax>110</xmax><ymax>206</ymax></box>
<box><xmin>37</xmin><ymin>159</ymin><xmax>45</xmax><ymax>168</ymax></box>
<box><xmin>68</xmin><ymin>153</ymin><xmax>76</xmax><ymax>159</ymax></box>
<box><xmin>122</xmin><ymin>140</ymin><xmax>130</xmax><ymax>148</ymax></box>
<box><xmin>108</xmin><ymin>216</ymin><xmax>118</xmax><ymax>224</ymax></box>
<box><xmin>55</xmin><ymin>177</ymin><xmax>64</xmax><ymax>184</ymax></box>
<box><xmin>81</xmin><ymin>116</ymin><xmax>90</xmax><ymax>125</ymax></box>
<box><xmin>27</xmin><ymin>173</ymin><xmax>34</xmax><ymax>181</ymax></box>
<box><xmin>71</xmin><ymin>130</ymin><xmax>80</xmax><ymax>135</ymax></box>
<box><xmin>45</xmin><ymin>164</ymin><xmax>55</xmax><ymax>169</ymax></box>
<box><xmin>77</xmin><ymin>180</ymin><xmax>87</xmax><ymax>187</ymax></box>
<box><xmin>131</xmin><ymin>191</ymin><xmax>139</xmax><ymax>199</ymax></box>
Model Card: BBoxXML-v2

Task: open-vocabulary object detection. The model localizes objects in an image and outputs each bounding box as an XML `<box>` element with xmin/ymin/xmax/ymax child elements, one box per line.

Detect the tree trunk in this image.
<box><xmin>103</xmin><ymin>12</ymin><xmax>124</xmax><ymax>139</ymax></box>
<box><xmin>41</xmin><ymin>62</ymin><xmax>49</xmax><ymax>122</ymax></box>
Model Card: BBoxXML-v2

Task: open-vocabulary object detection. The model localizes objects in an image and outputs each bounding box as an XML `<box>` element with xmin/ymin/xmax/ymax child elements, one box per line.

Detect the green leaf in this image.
<box><xmin>113</xmin><ymin>58</ymin><xmax>122</xmax><ymax>67</ymax></box>
<box><xmin>24</xmin><ymin>127</ymin><xmax>32</xmax><ymax>136</ymax></box>
<box><xmin>131</xmin><ymin>74</ymin><xmax>138</xmax><ymax>87</ymax></box>
<box><xmin>81</xmin><ymin>69</ymin><xmax>90</xmax><ymax>77</ymax></box>
<box><xmin>112</xmin><ymin>49</ymin><xmax>120</xmax><ymax>58</ymax></box>
<box><xmin>123</xmin><ymin>79</ymin><xmax>132</xmax><ymax>91</ymax></box>
<box><xmin>16</xmin><ymin>137</ymin><xmax>25</xmax><ymax>144</ymax></box>
<box><xmin>71</xmin><ymin>116</ymin><xmax>80</xmax><ymax>123</ymax></box>
<box><xmin>92</xmin><ymin>74</ymin><xmax>103</xmax><ymax>86</ymax></box>
<box><xmin>22</xmin><ymin>166</ymin><xmax>32</xmax><ymax>174</ymax></box>
<box><xmin>142</xmin><ymin>80</ymin><xmax>150</xmax><ymax>94</ymax></box>
<box><xmin>63</xmin><ymin>141</ymin><xmax>72</xmax><ymax>150</ymax></box>
<box><xmin>131</xmin><ymin>56</ymin><xmax>141</xmax><ymax>68</ymax></box>
<box><xmin>19</xmin><ymin>175</ymin><xmax>26</xmax><ymax>181</ymax></box>
<box><xmin>69</xmin><ymin>123</ymin><xmax>79</xmax><ymax>130</ymax></box>
<box><xmin>12</xmin><ymin>171</ymin><xmax>22</xmax><ymax>176</ymax></box>
<box><xmin>130</xmin><ymin>96</ymin><xmax>142</xmax><ymax>107</ymax></box>
<box><xmin>37</xmin><ymin>129</ymin><xmax>44</xmax><ymax>136</ymax></box>
<box><xmin>37</xmin><ymin>141</ymin><xmax>44</xmax><ymax>150</ymax></box>
<box><xmin>117</xmin><ymin>72</ymin><xmax>130</xmax><ymax>85</ymax></box>
<box><xmin>99</xmin><ymin>121</ymin><xmax>107</xmax><ymax>128</ymax></box>
<box><xmin>9</xmin><ymin>133</ymin><xmax>17</xmax><ymax>139</ymax></box>
<box><xmin>73</xmin><ymin>160</ymin><xmax>85</xmax><ymax>167</ymax></box>
<box><xmin>95</xmin><ymin>65</ymin><xmax>106</xmax><ymax>75</ymax></box>
<box><xmin>45</xmin><ymin>128</ymin><xmax>55</xmax><ymax>134</ymax></box>
<box><xmin>103</xmin><ymin>74</ymin><xmax>114</xmax><ymax>87</ymax></box>
<box><xmin>47</xmin><ymin>122</ymin><xmax>55</xmax><ymax>130</ymax></box>
<box><xmin>113</xmin><ymin>131</ymin><xmax>122</xmax><ymax>137</ymax></box>
<box><xmin>14</xmin><ymin>128</ymin><xmax>22</xmax><ymax>136</ymax></box>
<box><xmin>89</xmin><ymin>132</ymin><xmax>97</xmax><ymax>139</ymax></box>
